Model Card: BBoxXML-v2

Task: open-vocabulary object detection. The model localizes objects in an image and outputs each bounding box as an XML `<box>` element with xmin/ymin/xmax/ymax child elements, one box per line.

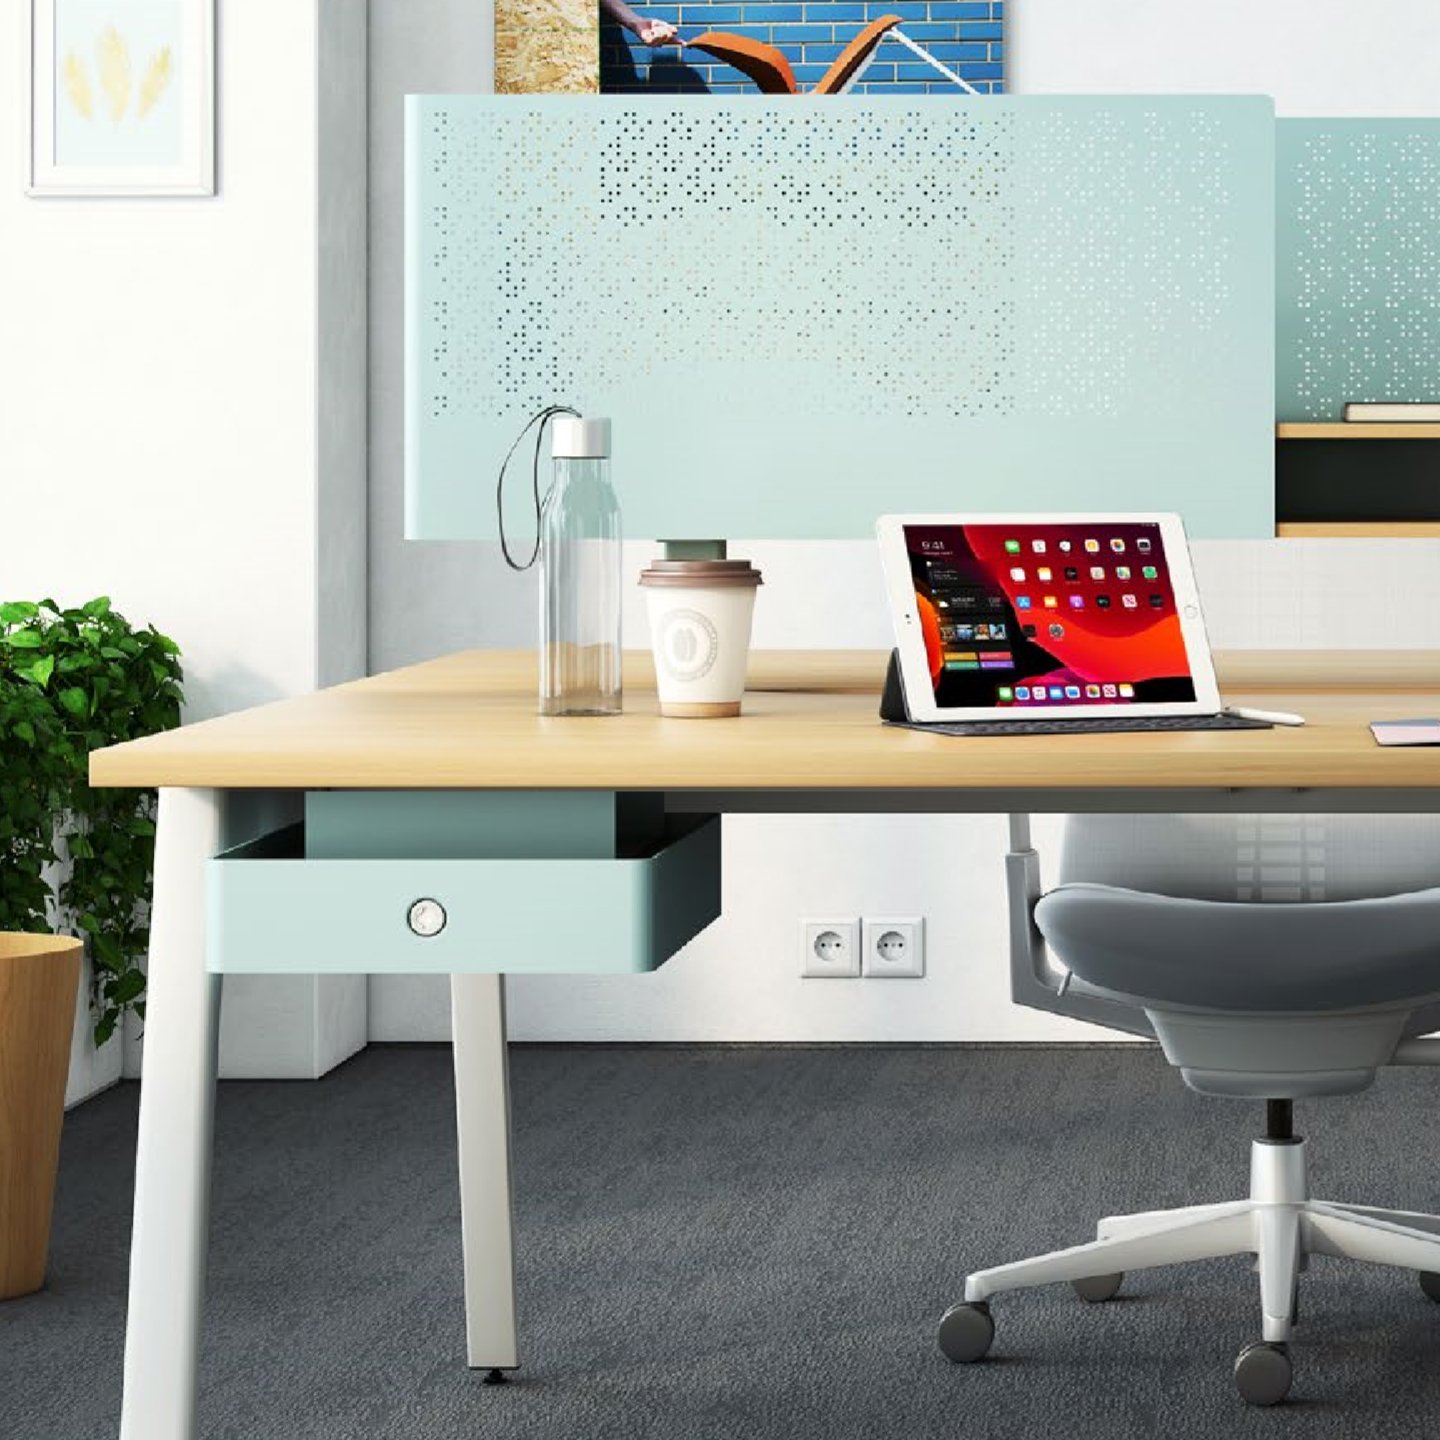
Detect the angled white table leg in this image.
<box><xmin>451</xmin><ymin>972</ymin><xmax>519</xmax><ymax>1377</ymax></box>
<box><xmin>120</xmin><ymin>788</ymin><xmax>224</xmax><ymax>1440</ymax></box>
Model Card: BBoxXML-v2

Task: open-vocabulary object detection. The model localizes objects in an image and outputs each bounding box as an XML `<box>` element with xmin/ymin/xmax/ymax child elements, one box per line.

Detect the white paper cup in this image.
<box><xmin>638</xmin><ymin>559</ymin><xmax>763</xmax><ymax>717</ymax></box>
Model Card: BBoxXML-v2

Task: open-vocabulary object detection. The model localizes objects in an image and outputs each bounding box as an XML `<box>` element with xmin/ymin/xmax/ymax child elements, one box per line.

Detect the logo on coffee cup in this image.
<box><xmin>658</xmin><ymin>609</ymin><xmax>719</xmax><ymax>682</ymax></box>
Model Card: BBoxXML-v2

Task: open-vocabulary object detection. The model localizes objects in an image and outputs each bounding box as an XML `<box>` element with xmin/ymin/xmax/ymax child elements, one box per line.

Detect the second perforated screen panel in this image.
<box><xmin>1277</xmin><ymin>119</ymin><xmax>1440</xmax><ymax>422</ymax></box>
<box><xmin>407</xmin><ymin>97</ymin><xmax>1275</xmax><ymax>540</ymax></box>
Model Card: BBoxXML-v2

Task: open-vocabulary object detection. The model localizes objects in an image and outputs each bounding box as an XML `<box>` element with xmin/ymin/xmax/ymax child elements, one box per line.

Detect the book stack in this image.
<box><xmin>1343</xmin><ymin>402</ymin><xmax>1440</xmax><ymax>421</ymax></box>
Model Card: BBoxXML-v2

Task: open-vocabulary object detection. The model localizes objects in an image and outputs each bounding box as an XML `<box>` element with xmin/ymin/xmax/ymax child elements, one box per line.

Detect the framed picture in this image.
<box><xmin>26</xmin><ymin>0</ymin><xmax>215</xmax><ymax>196</ymax></box>
<box><xmin>599</xmin><ymin>1</ymin><xmax>1005</xmax><ymax>95</ymax></box>
<box><xmin>495</xmin><ymin>0</ymin><xmax>1004</xmax><ymax>96</ymax></box>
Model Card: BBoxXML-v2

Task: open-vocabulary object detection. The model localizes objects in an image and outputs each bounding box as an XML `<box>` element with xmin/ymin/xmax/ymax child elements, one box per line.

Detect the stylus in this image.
<box><xmin>1224</xmin><ymin>706</ymin><xmax>1307</xmax><ymax>727</ymax></box>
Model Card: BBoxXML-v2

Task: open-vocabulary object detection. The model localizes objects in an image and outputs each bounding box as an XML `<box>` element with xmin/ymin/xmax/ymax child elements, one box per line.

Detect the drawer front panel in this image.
<box><xmin>207</xmin><ymin>816</ymin><xmax>720</xmax><ymax>975</ymax></box>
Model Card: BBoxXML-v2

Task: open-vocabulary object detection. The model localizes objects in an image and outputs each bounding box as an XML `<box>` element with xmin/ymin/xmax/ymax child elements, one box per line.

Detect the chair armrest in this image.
<box><xmin>1006</xmin><ymin>814</ymin><xmax>1154</xmax><ymax>1039</ymax></box>
<box><xmin>1006</xmin><ymin>840</ymin><xmax>1058</xmax><ymax>996</ymax></box>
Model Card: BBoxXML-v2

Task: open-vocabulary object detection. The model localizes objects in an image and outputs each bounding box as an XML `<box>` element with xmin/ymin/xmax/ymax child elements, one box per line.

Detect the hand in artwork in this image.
<box><xmin>635</xmin><ymin>19</ymin><xmax>681</xmax><ymax>45</ymax></box>
<box><xmin>600</xmin><ymin>0</ymin><xmax>684</xmax><ymax>46</ymax></box>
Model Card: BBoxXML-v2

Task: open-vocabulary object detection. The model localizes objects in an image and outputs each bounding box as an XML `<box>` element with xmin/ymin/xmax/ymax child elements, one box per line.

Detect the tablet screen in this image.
<box><xmin>902</xmin><ymin>521</ymin><xmax>1198</xmax><ymax>709</ymax></box>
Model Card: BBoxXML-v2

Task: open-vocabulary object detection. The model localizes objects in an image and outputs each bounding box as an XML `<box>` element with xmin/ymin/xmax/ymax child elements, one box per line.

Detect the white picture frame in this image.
<box><xmin>26</xmin><ymin>0</ymin><xmax>214</xmax><ymax>196</ymax></box>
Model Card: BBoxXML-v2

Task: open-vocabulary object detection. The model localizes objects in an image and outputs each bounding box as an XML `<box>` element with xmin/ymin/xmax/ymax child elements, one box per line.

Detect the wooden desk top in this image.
<box><xmin>88</xmin><ymin>649</ymin><xmax>1440</xmax><ymax>793</ymax></box>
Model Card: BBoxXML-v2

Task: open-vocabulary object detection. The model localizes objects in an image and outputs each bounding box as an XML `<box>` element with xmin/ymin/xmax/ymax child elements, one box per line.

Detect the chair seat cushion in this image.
<box><xmin>1034</xmin><ymin>882</ymin><xmax>1440</xmax><ymax>1012</ymax></box>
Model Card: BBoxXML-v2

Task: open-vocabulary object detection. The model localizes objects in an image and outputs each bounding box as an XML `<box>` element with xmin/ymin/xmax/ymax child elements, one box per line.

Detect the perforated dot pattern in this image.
<box><xmin>422</xmin><ymin>100</ymin><xmax>1255</xmax><ymax>426</ymax></box>
<box><xmin>1278</xmin><ymin>121</ymin><xmax>1440</xmax><ymax>420</ymax></box>
<box><xmin>407</xmin><ymin>97</ymin><xmax>1276</xmax><ymax>540</ymax></box>
<box><xmin>1018</xmin><ymin>106</ymin><xmax>1239</xmax><ymax>418</ymax></box>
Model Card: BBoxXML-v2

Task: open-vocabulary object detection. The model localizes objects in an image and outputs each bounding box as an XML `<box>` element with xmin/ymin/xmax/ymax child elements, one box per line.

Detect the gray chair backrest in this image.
<box><xmin>1057</xmin><ymin>814</ymin><xmax>1440</xmax><ymax>903</ymax></box>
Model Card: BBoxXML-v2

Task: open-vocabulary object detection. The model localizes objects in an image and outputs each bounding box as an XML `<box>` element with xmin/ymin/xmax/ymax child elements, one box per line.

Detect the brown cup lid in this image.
<box><xmin>637</xmin><ymin>559</ymin><xmax>763</xmax><ymax>588</ymax></box>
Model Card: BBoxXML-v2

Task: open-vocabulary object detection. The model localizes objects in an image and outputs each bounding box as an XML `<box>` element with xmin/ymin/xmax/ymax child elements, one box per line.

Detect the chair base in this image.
<box><xmin>950</xmin><ymin>1137</ymin><xmax>1440</xmax><ymax>1398</ymax></box>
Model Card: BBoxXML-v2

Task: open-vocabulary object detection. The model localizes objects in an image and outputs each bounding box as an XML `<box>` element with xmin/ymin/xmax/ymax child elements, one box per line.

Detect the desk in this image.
<box><xmin>90</xmin><ymin>647</ymin><xmax>1440</xmax><ymax>1439</ymax></box>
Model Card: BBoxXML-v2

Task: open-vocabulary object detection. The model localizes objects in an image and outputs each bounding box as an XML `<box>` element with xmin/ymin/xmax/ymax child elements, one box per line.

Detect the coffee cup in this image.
<box><xmin>637</xmin><ymin>559</ymin><xmax>763</xmax><ymax>717</ymax></box>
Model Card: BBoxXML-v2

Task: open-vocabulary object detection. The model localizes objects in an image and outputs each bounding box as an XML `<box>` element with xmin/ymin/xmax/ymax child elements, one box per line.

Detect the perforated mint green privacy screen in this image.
<box><xmin>406</xmin><ymin>97</ymin><xmax>1274</xmax><ymax>540</ymax></box>
<box><xmin>1277</xmin><ymin>120</ymin><xmax>1440</xmax><ymax>422</ymax></box>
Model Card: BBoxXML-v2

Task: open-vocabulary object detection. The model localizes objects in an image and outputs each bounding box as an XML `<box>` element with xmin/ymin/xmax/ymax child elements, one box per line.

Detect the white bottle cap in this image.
<box><xmin>551</xmin><ymin>416</ymin><xmax>611</xmax><ymax>459</ymax></box>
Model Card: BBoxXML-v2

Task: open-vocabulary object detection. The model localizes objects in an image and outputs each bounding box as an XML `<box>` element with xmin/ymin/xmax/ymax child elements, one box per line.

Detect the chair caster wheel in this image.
<box><xmin>1072</xmin><ymin>1272</ymin><xmax>1123</xmax><ymax>1303</ymax></box>
<box><xmin>1420</xmin><ymin>1271</ymin><xmax>1440</xmax><ymax>1303</ymax></box>
<box><xmin>938</xmin><ymin>1301</ymin><xmax>994</xmax><ymax>1363</ymax></box>
<box><xmin>1234</xmin><ymin>1341</ymin><xmax>1291</xmax><ymax>1406</ymax></box>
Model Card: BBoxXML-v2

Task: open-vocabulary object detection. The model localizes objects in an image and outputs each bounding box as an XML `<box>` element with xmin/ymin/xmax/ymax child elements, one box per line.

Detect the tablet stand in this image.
<box><xmin>879</xmin><ymin>649</ymin><xmax>912</xmax><ymax>723</ymax></box>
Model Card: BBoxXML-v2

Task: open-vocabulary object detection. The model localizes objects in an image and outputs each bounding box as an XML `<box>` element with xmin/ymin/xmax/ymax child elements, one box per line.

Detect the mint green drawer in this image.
<box><xmin>206</xmin><ymin>814</ymin><xmax>721</xmax><ymax>975</ymax></box>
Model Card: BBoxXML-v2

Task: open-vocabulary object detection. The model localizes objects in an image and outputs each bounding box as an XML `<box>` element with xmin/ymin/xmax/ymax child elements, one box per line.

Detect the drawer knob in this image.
<box><xmin>407</xmin><ymin>898</ymin><xmax>447</xmax><ymax>938</ymax></box>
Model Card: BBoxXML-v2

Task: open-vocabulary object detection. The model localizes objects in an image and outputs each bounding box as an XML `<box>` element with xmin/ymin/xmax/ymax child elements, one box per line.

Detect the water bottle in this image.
<box><xmin>539</xmin><ymin>416</ymin><xmax>622</xmax><ymax>715</ymax></box>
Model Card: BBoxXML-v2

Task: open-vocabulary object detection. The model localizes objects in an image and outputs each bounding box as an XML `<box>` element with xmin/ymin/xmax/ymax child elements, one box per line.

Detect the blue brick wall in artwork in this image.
<box><xmin>601</xmin><ymin>0</ymin><xmax>1005</xmax><ymax>94</ymax></box>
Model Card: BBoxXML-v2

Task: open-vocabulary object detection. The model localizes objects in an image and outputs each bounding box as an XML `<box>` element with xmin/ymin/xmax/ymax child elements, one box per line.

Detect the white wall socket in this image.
<box><xmin>862</xmin><ymin>918</ymin><xmax>925</xmax><ymax>978</ymax></box>
<box><xmin>801</xmin><ymin>919</ymin><xmax>861</xmax><ymax>978</ymax></box>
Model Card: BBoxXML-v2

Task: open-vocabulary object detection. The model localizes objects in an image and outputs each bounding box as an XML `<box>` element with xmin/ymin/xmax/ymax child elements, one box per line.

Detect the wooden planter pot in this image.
<box><xmin>0</xmin><ymin>933</ymin><xmax>82</xmax><ymax>1300</ymax></box>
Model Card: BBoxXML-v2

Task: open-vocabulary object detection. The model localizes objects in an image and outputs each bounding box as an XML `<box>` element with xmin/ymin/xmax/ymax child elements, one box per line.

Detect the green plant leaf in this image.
<box><xmin>112</xmin><ymin>968</ymin><xmax>146</xmax><ymax>1004</ymax></box>
<box><xmin>91</xmin><ymin>932</ymin><xmax>124</xmax><ymax>972</ymax></box>
<box><xmin>4</xmin><ymin>629</ymin><xmax>43</xmax><ymax>649</ymax></box>
<box><xmin>81</xmin><ymin>597</ymin><xmax>112</xmax><ymax>617</ymax></box>
<box><xmin>15</xmin><ymin>654</ymin><xmax>55</xmax><ymax>688</ymax></box>
<box><xmin>57</xmin><ymin>686</ymin><xmax>89</xmax><ymax>719</ymax></box>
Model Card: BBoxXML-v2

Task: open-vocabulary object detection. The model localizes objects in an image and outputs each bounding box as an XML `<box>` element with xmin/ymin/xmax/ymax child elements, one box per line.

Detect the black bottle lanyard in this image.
<box><xmin>495</xmin><ymin>405</ymin><xmax>580</xmax><ymax>572</ymax></box>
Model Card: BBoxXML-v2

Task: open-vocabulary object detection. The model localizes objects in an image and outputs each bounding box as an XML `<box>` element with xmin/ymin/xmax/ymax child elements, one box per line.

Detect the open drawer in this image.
<box><xmin>206</xmin><ymin>813</ymin><xmax>721</xmax><ymax>975</ymax></box>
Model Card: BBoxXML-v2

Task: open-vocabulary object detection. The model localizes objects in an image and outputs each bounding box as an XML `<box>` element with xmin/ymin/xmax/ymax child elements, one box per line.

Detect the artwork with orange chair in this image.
<box><xmin>492</xmin><ymin>0</ymin><xmax>1004</xmax><ymax>96</ymax></box>
<box><xmin>600</xmin><ymin>0</ymin><xmax>1004</xmax><ymax>95</ymax></box>
<box><xmin>688</xmin><ymin>15</ymin><xmax>984</xmax><ymax>95</ymax></box>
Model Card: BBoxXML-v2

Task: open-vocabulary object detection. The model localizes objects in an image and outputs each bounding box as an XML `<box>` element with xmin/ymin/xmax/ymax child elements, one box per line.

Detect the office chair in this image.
<box><xmin>941</xmin><ymin>813</ymin><xmax>1440</xmax><ymax>1405</ymax></box>
<box><xmin>690</xmin><ymin>16</ymin><xmax>981</xmax><ymax>96</ymax></box>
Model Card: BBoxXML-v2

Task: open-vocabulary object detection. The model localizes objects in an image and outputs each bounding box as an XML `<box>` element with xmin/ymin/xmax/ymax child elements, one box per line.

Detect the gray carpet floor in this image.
<box><xmin>10</xmin><ymin>1044</ymin><xmax>1440</xmax><ymax>1439</ymax></box>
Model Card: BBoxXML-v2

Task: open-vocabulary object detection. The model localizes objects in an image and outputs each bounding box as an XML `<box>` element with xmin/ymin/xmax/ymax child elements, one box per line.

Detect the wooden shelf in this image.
<box><xmin>1275</xmin><ymin>423</ymin><xmax>1440</xmax><ymax>535</ymax></box>
<box><xmin>1277</xmin><ymin>522</ymin><xmax>1440</xmax><ymax>539</ymax></box>
<box><xmin>1277</xmin><ymin>422</ymin><xmax>1440</xmax><ymax>440</ymax></box>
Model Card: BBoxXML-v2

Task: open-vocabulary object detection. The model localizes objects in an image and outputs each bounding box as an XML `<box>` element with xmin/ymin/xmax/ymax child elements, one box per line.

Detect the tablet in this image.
<box><xmin>876</xmin><ymin>513</ymin><xmax>1221</xmax><ymax>725</ymax></box>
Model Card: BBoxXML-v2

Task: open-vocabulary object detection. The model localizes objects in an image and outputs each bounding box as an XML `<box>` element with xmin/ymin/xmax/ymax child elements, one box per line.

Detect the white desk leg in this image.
<box><xmin>451</xmin><ymin>972</ymin><xmax>519</xmax><ymax>1379</ymax></box>
<box><xmin>119</xmin><ymin>788</ymin><xmax>224</xmax><ymax>1440</ymax></box>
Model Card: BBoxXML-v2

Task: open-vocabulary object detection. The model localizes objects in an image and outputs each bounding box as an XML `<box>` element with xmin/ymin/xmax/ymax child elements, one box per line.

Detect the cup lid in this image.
<box><xmin>637</xmin><ymin>559</ymin><xmax>763</xmax><ymax>588</ymax></box>
<box><xmin>552</xmin><ymin>416</ymin><xmax>611</xmax><ymax>458</ymax></box>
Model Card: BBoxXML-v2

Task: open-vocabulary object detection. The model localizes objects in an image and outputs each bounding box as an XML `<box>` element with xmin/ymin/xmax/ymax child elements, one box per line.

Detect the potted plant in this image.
<box><xmin>0</xmin><ymin>933</ymin><xmax>81</xmax><ymax>1298</ymax></box>
<box><xmin>0</xmin><ymin>598</ymin><xmax>182</xmax><ymax>1298</ymax></box>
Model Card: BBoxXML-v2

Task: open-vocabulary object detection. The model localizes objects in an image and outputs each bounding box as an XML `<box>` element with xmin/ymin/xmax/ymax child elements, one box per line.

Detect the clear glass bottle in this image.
<box><xmin>539</xmin><ymin>417</ymin><xmax>622</xmax><ymax>715</ymax></box>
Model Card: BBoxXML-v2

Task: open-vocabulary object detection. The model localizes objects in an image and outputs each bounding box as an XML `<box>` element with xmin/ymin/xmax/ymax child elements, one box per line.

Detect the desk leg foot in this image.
<box><xmin>119</xmin><ymin>788</ymin><xmax>224</xmax><ymax>1440</ymax></box>
<box><xmin>452</xmin><ymin>973</ymin><xmax>520</xmax><ymax>1372</ymax></box>
<box><xmin>483</xmin><ymin>1368</ymin><xmax>511</xmax><ymax>1386</ymax></box>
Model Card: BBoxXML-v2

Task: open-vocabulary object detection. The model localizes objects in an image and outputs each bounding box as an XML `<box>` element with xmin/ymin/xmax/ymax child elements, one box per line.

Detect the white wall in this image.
<box><xmin>1008</xmin><ymin>0</ymin><xmax>1440</xmax><ymax>113</ymax></box>
<box><xmin>0</xmin><ymin>3</ymin><xmax>368</xmax><ymax>1098</ymax></box>
<box><xmin>360</xmin><ymin>0</ymin><xmax>1440</xmax><ymax>1044</ymax></box>
<box><xmin>368</xmin><ymin>0</ymin><xmax>519</xmax><ymax>684</ymax></box>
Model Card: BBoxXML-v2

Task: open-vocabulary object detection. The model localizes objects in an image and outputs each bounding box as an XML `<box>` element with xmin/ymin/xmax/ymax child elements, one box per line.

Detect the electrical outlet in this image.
<box><xmin>801</xmin><ymin>919</ymin><xmax>861</xmax><ymax>978</ymax></box>
<box><xmin>862</xmin><ymin>917</ymin><xmax>925</xmax><ymax>978</ymax></box>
